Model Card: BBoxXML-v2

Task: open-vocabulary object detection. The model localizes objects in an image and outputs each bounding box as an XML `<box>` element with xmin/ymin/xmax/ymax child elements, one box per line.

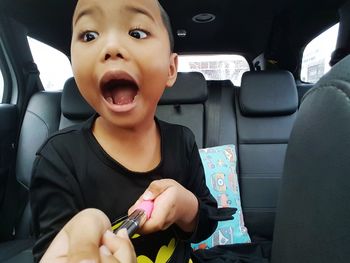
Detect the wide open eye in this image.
<box><xmin>82</xmin><ymin>31</ymin><xmax>99</xmax><ymax>42</ymax></box>
<box><xmin>129</xmin><ymin>29</ymin><xmax>148</xmax><ymax>39</ymax></box>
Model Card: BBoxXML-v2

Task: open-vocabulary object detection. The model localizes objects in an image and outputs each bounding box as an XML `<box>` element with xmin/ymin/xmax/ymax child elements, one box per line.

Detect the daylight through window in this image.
<box><xmin>28</xmin><ymin>37</ymin><xmax>73</xmax><ymax>91</ymax></box>
<box><xmin>301</xmin><ymin>23</ymin><xmax>339</xmax><ymax>83</ymax></box>
<box><xmin>178</xmin><ymin>55</ymin><xmax>249</xmax><ymax>86</ymax></box>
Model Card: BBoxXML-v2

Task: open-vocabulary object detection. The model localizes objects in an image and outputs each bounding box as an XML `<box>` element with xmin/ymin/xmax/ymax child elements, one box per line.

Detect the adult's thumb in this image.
<box><xmin>65</xmin><ymin>209</ymin><xmax>111</xmax><ymax>263</ymax></box>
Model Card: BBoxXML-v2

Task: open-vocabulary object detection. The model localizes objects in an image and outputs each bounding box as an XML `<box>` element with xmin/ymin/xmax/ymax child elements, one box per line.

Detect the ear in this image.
<box><xmin>165</xmin><ymin>53</ymin><xmax>178</xmax><ymax>88</ymax></box>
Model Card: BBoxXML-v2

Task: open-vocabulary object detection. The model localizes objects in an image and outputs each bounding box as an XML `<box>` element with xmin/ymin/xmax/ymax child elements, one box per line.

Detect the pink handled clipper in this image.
<box><xmin>114</xmin><ymin>200</ymin><xmax>154</xmax><ymax>237</ymax></box>
<box><xmin>136</xmin><ymin>200</ymin><xmax>154</xmax><ymax>220</ymax></box>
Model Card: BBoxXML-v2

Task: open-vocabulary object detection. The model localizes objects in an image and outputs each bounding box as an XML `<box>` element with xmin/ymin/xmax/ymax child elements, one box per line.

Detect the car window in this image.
<box><xmin>0</xmin><ymin>69</ymin><xmax>3</xmax><ymax>102</ymax></box>
<box><xmin>301</xmin><ymin>23</ymin><xmax>339</xmax><ymax>83</ymax></box>
<box><xmin>178</xmin><ymin>55</ymin><xmax>250</xmax><ymax>86</ymax></box>
<box><xmin>28</xmin><ymin>37</ymin><xmax>73</xmax><ymax>91</ymax></box>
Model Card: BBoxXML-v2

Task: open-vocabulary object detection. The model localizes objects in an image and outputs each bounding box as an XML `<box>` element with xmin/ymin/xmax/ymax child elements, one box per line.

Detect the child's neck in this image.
<box><xmin>94</xmin><ymin>117</ymin><xmax>155</xmax><ymax>141</ymax></box>
<box><xmin>92</xmin><ymin>117</ymin><xmax>161</xmax><ymax>172</ymax></box>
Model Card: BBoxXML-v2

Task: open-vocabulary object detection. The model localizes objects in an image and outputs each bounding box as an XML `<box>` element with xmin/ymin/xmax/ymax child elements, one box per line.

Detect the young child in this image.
<box><xmin>30</xmin><ymin>0</ymin><xmax>219</xmax><ymax>262</ymax></box>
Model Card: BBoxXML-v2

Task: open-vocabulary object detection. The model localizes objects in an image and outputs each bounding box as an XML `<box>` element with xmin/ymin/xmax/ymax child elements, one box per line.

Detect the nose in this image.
<box><xmin>101</xmin><ymin>33</ymin><xmax>128</xmax><ymax>62</ymax></box>
<box><xmin>104</xmin><ymin>52</ymin><xmax>124</xmax><ymax>61</ymax></box>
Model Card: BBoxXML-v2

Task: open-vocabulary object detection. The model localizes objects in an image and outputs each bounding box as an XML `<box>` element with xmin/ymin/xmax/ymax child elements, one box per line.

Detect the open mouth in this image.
<box><xmin>101</xmin><ymin>79</ymin><xmax>139</xmax><ymax>106</ymax></box>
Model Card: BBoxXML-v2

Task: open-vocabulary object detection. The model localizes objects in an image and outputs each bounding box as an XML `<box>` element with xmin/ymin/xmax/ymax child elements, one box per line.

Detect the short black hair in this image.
<box><xmin>158</xmin><ymin>2</ymin><xmax>174</xmax><ymax>52</ymax></box>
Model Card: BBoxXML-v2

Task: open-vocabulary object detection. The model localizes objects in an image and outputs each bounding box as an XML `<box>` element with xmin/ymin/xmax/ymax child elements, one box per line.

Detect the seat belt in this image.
<box><xmin>205</xmin><ymin>82</ymin><xmax>222</xmax><ymax>147</ymax></box>
<box><xmin>18</xmin><ymin>62</ymin><xmax>41</xmax><ymax>125</ymax></box>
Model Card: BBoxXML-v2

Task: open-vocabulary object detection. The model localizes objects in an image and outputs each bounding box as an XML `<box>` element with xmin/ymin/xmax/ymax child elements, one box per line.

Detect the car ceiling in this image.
<box><xmin>0</xmin><ymin>0</ymin><xmax>346</xmax><ymax>62</ymax></box>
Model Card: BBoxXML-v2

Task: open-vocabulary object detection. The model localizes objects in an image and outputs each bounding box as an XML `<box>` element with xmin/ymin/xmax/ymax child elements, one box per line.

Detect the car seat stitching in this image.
<box><xmin>27</xmin><ymin>110</ymin><xmax>49</xmax><ymax>137</ymax></box>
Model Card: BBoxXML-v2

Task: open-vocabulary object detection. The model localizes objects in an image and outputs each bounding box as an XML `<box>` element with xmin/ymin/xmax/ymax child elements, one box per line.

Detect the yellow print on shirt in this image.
<box><xmin>137</xmin><ymin>238</ymin><xmax>193</xmax><ymax>263</ymax></box>
<box><xmin>137</xmin><ymin>238</ymin><xmax>175</xmax><ymax>263</ymax></box>
<box><xmin>112</xmin><ymin>217</ymin><xmax>193</xmax><ymax>263</ymax></box>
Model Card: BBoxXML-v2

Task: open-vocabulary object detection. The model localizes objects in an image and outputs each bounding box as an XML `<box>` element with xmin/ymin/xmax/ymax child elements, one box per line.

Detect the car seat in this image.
<box><xmin>271</xmin><ymin>54</ymin><xmax>350</xmax><ymax>263</ymax></box>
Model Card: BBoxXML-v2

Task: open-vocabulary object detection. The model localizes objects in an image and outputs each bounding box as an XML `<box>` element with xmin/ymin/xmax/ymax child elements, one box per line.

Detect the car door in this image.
<box><xmin>0</xmin><ymin>34</ymin><xmax>20</xmax><ymax>241</ymax></box>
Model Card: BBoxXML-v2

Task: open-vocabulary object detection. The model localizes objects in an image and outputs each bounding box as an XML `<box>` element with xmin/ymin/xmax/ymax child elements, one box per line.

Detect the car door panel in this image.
<box><xmin>0</xmin><ymin>104</ymin><xmax>18</xmax><ymax>240</ymax></box>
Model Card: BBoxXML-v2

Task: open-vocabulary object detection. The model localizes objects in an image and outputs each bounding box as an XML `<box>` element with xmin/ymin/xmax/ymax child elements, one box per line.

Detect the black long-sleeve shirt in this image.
<box><xmin>30</xmin><ymin>116</ymin><xmax>218</xmax><ymax>262</ymax></box>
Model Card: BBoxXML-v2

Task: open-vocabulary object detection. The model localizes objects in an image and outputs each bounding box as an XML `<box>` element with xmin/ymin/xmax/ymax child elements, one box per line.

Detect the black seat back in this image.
<box><xmin>235</xmin><ymin>70</ymin><xmax>298</xmax><ymax>239</ymax></box>
<box><xmin>60</xmin><ymin>78</ymin><xmax>95</xmax><ymax>129</ymax></box>
<box><xmin>205</xmin><ymin>80</ymin><xmax>238</xmax><ymax>148</ymax></box>
<box><xmin>16</xmin><ymin>91</ymin><xmax>61</xmax><ymax>238</ymax></box>
<box><xmin>272</xmin><ymin>55</ymin><xmax>350</xmax><ymax>263</ymax></box>
<box><xmin>156</xmin><ymin>72</ymin><xmax>208</xmax><ymax>148</ymax></box>
<box><xmin>0</xmin><ymin>91</ymin><xmax>61</xmax><ymax>262</ymax></box>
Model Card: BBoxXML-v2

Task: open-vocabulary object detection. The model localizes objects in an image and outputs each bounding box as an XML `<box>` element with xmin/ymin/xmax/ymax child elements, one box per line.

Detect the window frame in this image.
<box><xmin>0</xmin><ymin>37</ymin><xmax>13</xmax><ymax>104</ymax></box>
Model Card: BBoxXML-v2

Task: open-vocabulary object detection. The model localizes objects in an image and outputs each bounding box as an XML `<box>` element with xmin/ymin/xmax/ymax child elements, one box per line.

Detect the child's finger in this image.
<box><xmin>138</xmin><ymin>196</ymin><xmax>176</xmax><ymax>234</ymax></box>
<box><xmin>128</xmin><ymin>179</ymin><xmax>174</xmax><ymax>215</ymax></box>
<box><xmin>142</xmin><ymin>179</ymin><xmax>175</xmax><ymax>200</ymax></box>
<box><xmin>140</xmin><ymin>212</ymin><xmax>172</xmax><ymax>234</ymax></box>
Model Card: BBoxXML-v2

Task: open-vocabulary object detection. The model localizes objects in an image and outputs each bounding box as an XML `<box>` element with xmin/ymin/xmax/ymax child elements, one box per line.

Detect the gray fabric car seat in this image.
<box><xmin>271</xmin><ymin>55</ymin><xmax>350</xmax><ymax>263</ymax></box>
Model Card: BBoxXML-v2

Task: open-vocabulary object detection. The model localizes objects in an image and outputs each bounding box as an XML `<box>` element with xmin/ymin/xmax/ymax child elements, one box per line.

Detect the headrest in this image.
<box><xmin>61</xmin><ymin>78</ymin><xmax>95</xmax><ymax>119</ymax></box>
<box><xmin>239</xmin><ymin>70</ymin><xmax>298</xmax><ymax>117</ymax></box>
<box><xmin>158</xmin><ymin>72</ymin><xmax>207</xmax><ymax>104</ymax></box>
<box><xmin>329</xmin><ymin>48</ymin><xmax>350</xmax><ymax>66</ymax></box>
<box><xmin>61</xmin><ymin>72</ymin><xmax>207</xmax><ymax>119</ymax></box>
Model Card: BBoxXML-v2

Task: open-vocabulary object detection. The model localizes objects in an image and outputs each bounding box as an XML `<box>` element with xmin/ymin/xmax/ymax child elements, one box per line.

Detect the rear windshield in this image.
<box><xmin>178</xmin><ymin>55</ymin><xmax>250</xmax><ymax>86</ymax></box>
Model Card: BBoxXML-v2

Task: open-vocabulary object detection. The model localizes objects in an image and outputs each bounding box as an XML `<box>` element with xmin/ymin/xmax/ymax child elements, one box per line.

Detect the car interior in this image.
<box><xmin>0</xmin><ymin>0</ymin><xmax>349</xmax><ymax>262</ymax></box>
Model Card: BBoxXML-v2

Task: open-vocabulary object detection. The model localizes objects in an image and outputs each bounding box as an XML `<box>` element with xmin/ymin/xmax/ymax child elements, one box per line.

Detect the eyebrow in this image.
<box><xmin>74</xmin><ymin>7</ymin><xmax>101</xmax><ymax>26</ymax></box>
<box><xmin>73</xmin><ymin>5</ymin><xmax>156</xmax><ymax>26</ymax></box>
<box><xmin>125</xmin><ymin>5</ymin><xmax>156</xmax><ymax>23</ymax></box>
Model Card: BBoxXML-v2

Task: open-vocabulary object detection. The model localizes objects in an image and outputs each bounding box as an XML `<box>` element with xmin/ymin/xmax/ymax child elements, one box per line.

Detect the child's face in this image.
<box><xmin>71</xmin><ymin>0</ymin><xmax>178</xmax><ymax>128</ymax></box>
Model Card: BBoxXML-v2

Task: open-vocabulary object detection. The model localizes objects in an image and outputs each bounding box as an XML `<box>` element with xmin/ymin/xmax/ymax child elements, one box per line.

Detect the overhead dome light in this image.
<box><xmin>177</xmin><ymin>29</ymin><xmax>187</xmax><ymax>37</ymax></box>
<box><xmin>192</xmin><ymin>13</ymin><xmax>216</xmax><ymax>23</ymax></box>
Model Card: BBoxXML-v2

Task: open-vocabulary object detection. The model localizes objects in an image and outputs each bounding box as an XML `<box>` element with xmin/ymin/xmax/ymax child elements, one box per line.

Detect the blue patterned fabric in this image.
<box><xmin>192</xmin><ymin>145</ymin><xmax>251</xmax><ymax>250</ymax></box>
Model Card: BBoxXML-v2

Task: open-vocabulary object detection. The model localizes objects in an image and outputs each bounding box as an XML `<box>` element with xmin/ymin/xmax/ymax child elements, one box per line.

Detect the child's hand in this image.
<box><xmin>129</xmin><ymin>179</ymin><xmax>199</xmax><ymax>234</ymax></box>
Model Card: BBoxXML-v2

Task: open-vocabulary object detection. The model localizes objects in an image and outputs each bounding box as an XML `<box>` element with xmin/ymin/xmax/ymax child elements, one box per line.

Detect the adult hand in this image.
<box><xmin>40</xmin><ymin>208</ymin><xmax>136</xmax><ymax>263</ymax></box>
